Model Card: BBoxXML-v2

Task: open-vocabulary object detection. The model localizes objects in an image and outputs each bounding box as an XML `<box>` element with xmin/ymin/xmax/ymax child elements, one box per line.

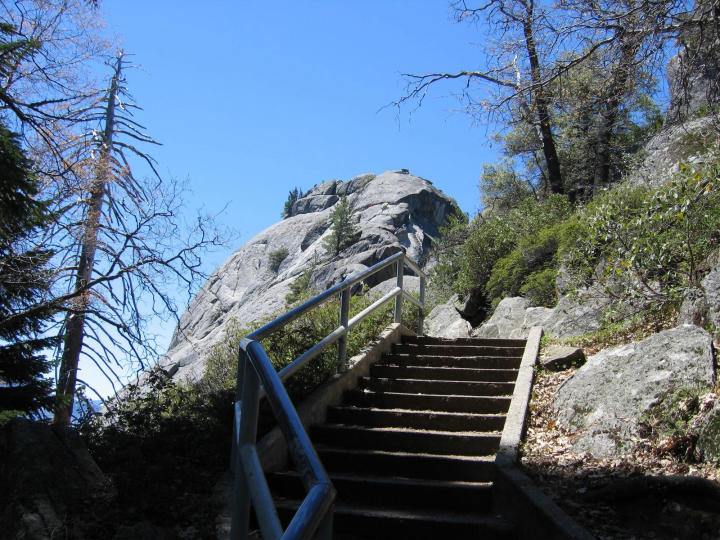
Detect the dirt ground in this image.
<box><xmin>521</xmin><ymin>369</ymin><xmax>720</xmax><ymax>539</ymax></box>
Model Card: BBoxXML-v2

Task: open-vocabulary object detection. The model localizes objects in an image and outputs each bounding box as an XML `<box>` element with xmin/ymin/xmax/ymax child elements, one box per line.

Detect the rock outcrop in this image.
<box><xmin>477</xmin><ymin>247</ymin><xmax>720</xmax><ymax>342</ymax></box>
<box><xmin>473</xmin><ymin>287</ymin><xmax>611</xmax><ymax>340</ymax></box>
<box><xmin>697</xmin><ymin>401</ymin><xmax>720</xmax><ymax>461</ymax></box>
<box><xmin>551</xmin><ymin>325</ymin><xmax>716</xmax><ymax>458</ymax></box>
<box><xmin>473</xmin><ymin>297</ymin><xmax>531</xmax><ymax>338</ymax></box>
<box><xmin>680</xmin><ymin>249</ymin><xmax>720</xmax><ymax>343</ymax></box>
<box><xmin>664</xmin><ymin>10</ymin><xmax>720</xmax><ymax>127</ymax></box>
<box><xmin>627</xmin><ymin>116</ymin><xmax>718</xmax><ymax>190</ymax></box>
<box><xmin>540</xmin><ymin>345</ymin><xmax>586</xmax><ymax>371</ymax></box>
<box><xmin>423</xmin><ymin>297</ymin><xmax>472</xmax><ymax>339</ymax></box>
<box><xmin>0</xmin><ymin>419</ymin><xmax>115</xmax><ymax>540</ymax></box>
<box><xmin>162</xmin><ymin>171</ymin><xmax>458</xmax><ymax>382</ymax></box>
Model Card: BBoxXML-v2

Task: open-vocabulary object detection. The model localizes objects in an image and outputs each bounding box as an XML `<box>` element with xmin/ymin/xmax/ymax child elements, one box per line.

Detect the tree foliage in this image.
<box><xmin>49</xmin><ymin>53</ymin><xmax>224</xmax><ymax>425</ymax></box>
<box><xmin>478</xmin><ymin>159</ymin><xmax>536</xmax><ymax>213</ymax></box>
<box><xmin>396</xmin><ymin>0</ymin><xmax>710</xmax><ymax>201</ymax></box>
<box><xmin>282</xmin><ymin>187</ymin><xmax>302</xmax><ymax>218</ymax></box>
<box><xmin>564</xmin><ymin>149</ymin><xmax>720</xmax><ymax>315</ymax></box>
<box><xmin>268</xmin><ymin>248</ymin><xmax>289</xmax><ymax>273</ymax></box>
<box><xmin>0</xmin><ymin>124</ymin><xmax>56</xmax><ymax>422</ymax></box>
<box><xmin>0</xmin><ymin>0</ymin><xmax>107</xmax><ymax>176</ymax></box>
<box><xmin>81</xmin><ymin>367</ymin><xmax>233</xmax><ymax>537</ymax></box>
<box><xmin>0</xmin><ymin>3</ymin><xmax>225</xmax><ymax>423</ymax></box>
<box><xmin>322</xmin><ymin>195</ymin><xmax>359</xmax><ymax>256</ymax></box>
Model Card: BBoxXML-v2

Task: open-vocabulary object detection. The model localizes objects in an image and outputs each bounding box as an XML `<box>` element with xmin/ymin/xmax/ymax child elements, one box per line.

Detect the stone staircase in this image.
<box><xmin>266</xmin><ymin>334</ymin><xmax>527</xmax><ymax>539</ymax></box>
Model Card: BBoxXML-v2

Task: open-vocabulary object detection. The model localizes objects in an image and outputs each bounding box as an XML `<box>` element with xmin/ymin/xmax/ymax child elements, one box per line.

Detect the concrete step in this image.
<box><xmin>403</xmin><ymin>335</ymin><xmax>526</xmax><ymax>348</ymax></box>
<box><xmin>326</xmin><ymin>406</ymin><xmax>507</xmax><ymax>432</ymax></box>
<box><xmin>344</xmin><ymin>388</ymin><xmax>512</xmax><ymax>414</ymax></box>
<box><xmin>267</xmin><ymin>470</ymin><xmax>493</xmax><ymax>513</ymax></box>
<box><xmin>311</xmin><ymin>424</ymin><xmax>501</xmax><ymax>456</ymax></box>
<box><xmin>316</xmin><ymin>446</ymin><xmax>496</xmax><ymax>482</ymax></box>
<box><xmin>392</xmin><ymin>343</ymin><xmax>525</xmax><ymax>358</ymax></box>
<box><xmin>276</xmin><ymin>500</ymin><xmax>516</xmax><ymax>539</ymax></box>
<box><xmin>358</xmin><ymin>376</ymin><xmax>515</xmax><ymax>396</ymax></box>
<box><xmin>382</xmin><ymin>353</ymin><xmax>522</xmax><ymax>369</ymax></box>
<box><xmin>370</xmin><ymin>363</ymin><xmax>519</xmax><ymax>382</ymax></box>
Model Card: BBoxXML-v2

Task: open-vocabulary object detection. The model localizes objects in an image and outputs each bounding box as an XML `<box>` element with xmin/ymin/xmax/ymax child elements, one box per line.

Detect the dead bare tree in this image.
<box><xmin>0</xmin><ymin>3</ymin><xmax>226</xmax><ymax>424</ymax></box>
<box><xmin>48</xmin><ymin>52</ymin><xmax>224</xmax><ymax>425</ymax></box>
<box><xmin>0</xmin><ymin>0</ymin><xmax>107</xmax><ymax>178</ymax></box>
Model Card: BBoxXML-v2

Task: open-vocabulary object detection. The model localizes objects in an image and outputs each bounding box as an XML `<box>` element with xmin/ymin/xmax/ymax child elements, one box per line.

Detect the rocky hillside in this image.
<box><xmin>421</xmin><ymin>44</ymin><xmax>720</xmax><ymax>479</ymax></box>
<box><xmin>160</xmin><ymin>170</ymin><xmax>458</xmax><ymax>382</ymax></box>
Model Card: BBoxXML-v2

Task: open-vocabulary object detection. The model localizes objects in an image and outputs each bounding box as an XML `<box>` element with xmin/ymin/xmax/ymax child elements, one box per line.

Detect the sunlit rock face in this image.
<box><xmin>551</xmin><ymin>325</ymin><xmax>715</xmax><ymax>458</ymax></box>
<box><xmin>162</xmin><ymin>170</ymin><xmax>458</xmax><ymax>382</ymax></box>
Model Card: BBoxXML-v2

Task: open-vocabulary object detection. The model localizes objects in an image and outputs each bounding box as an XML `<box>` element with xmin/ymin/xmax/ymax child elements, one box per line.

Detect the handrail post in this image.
<box><xmin>394</xmin><ymin>258</ymin><xmax>404</xmax><ymax>324</ymax></box>
<box><xmin>318</xmin><ymin>506</ymin><xmax>334</xmax><ymax>540</ymax></box>
<box><xmin>338</xmin><ymin>289</ymin><xmax>350</xmax><ymax>369</ymax></box>
<box><xmin>418</xmin><ymin>274</ymin><xmax>425</xmax><ymax>336</ymax></box>
<box><xmin>231</xmin><ymin>351</ymin><xmax>261</xmax><ymax>540</ymax></box>
<box><xmin>231</xmin><ymin>349</ymin><xmax>246</xmax><ymax>472</ymax></box>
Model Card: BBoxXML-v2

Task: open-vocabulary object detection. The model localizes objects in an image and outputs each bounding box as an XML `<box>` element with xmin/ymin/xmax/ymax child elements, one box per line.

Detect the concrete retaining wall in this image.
<box><xmin>494</xmin><ymin>326</ymin><xmax>593</xmax><ymax>540</ymax></box>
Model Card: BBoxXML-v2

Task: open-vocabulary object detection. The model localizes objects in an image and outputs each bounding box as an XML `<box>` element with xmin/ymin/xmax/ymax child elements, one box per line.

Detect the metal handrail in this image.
<box><xmin>231</xmin><ymin>249</ymin><xmax>427</xmax><ymax>539</ymax></box>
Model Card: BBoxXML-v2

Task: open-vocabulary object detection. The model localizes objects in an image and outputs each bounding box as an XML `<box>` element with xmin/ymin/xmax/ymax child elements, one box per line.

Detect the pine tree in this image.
<box><xmin>282</xmin><ymin>187</ymin><xmax>302</xmax><ymax>218</ymax></box>
<box><xmin>0</xmin><ymin>124</ymin><xmax>56</xmax><ymax>422</ymax></box>
<box><xmin>322</xmin><ymin>196</ymin><xmax>359</xmax><ymax>256</ymax></box>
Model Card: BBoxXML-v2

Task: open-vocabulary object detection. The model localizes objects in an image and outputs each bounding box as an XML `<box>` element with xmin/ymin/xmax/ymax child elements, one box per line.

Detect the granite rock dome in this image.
<box><xmin>161</xmin><ymin>170</ymin><xmax>458</xmax><ymax>381</ymax></box>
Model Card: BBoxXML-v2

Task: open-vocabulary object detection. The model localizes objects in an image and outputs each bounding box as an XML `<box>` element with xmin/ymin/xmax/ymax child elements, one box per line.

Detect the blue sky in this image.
<box><xmin>100</xmin><ymin>2</ymin><xmax>500</xmax><ymax>265</ymax></box>
<box><xmin>86</xmin><ymin>1</ymin><xmax>506</xmax><ymax>398</ymax></box>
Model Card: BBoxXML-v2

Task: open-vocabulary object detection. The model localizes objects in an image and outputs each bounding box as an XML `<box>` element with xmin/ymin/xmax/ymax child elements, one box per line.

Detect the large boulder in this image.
<box><xmin>535</xmin><ymin>286</ymin><xmax>610</xmax><ymax>339</ymax></box>
<box><xmin>162</xmin><ymin>171</ymin><xmax>458</xmax><ymax>382</ymax></box>
<box><xmin>627</xmin><ymin>116</ymin><xmax>718</xmax><ymax>190</ymax></box>
<box><xmin>664</xmin><ymin>29</ymin><xmax>720</xmax><ymax>126</ymax></box>
<box><xmin>0</xmin><ymin>419</ymin><xmax>115</xmax><ymax>540</ymax></box>
<box><xmin>540</xmin><ymin>345</ymin><xmax>586</xmax><ymax>371</ymax></box>
<box><xmin>473</xmin><ymin>297</ymin><xmax>530</xmax><ymax>338</ymax></box>
<box><xmin>551</xmin><ymin>325</ymin><xmax>716</xmax><ymax>458</ymax></box>
<box><xmin>424</xmin><ymin>298</ymin><xmax>471</xmax><ymax>339</ymax></box>
<box><xmin>679</xmin><ymin>250</ymin><xmax>720</xmax><ymax>343</ymax></box>
<box><xmin>480</xmin><ymin>284</ymin><xmax>613</xmax><ymax>340</ymax></box>
<box><xmin>697</xmin><ymin>401</ymin><xmax>720</xmax><ymax>462</ymax></box>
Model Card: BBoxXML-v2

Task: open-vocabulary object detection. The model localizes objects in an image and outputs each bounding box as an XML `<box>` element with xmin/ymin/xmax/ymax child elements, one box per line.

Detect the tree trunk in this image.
<box><xmin>522</xmin><ymin>0</ymin><xmax>564</xmax><ymax>195</ymax></box>
<box><xmin>592</xmin><ymin>34</ymin><xmax>640</xmax><ymax>195</ymax></box>
<box><xmin>54</xmin><ymin>55</ymin><xmax>122</xmax><ymax>426</ymax></box>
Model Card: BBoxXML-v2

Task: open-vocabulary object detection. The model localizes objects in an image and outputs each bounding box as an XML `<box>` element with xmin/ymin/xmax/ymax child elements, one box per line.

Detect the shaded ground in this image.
<box><xmin>521</xmin><ymin>368</ymin><xmax>720</xmax><ymax>539</ymax></box>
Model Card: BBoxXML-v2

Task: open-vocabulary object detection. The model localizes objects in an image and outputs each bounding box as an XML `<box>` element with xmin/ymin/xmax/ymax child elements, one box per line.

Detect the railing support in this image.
<box><xmin>338</xmin><ymin>289</ymin><xmax>350</xmax><ymax>369</ymax></box>
<box><xmin>317</xmin><ymin>508</ymin><xmax>334</xmax><ymax>540</ymax></box>
<box><xmin>418</xmin><ymin>275</ymin><xmax>425</xmax><ymax>337</ymax></box>
<box><xmin>231</xmin><ymin>352</ymin><xmax>261</xmax><ymax>540</ymax></box>
<box><xmin>394</xmin><ymin>258</ymin><xmax>403</xmax><ymax>324</ymax></box>
<box><xmin>231</xmin><ymin>348</ymin><xmax>246</xmax><ymax>472</ymax></box>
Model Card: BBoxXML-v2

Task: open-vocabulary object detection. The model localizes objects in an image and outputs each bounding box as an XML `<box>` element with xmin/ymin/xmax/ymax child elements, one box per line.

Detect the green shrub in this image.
<box><xmin>638</xmin><ymin>386</ymin><xmax>712</xmax><ymax>460</ymax></box>
<box><xmin>205</xmin><ymin>286</ymin><xmax>426</xmax><ymax>402</ymax></box>
<box><xmin>268</xmin><ymin>247</ymin><xmax>289</xmax><ymax>272</ymax></box>
<box><xmin>357</xmin><ymin>173</ymin><xmax>376</xmax><ymax>189</ymax></box>
<box><xmin>81</xmin><ymin>369</ymin><xmax>233</xmax><ymax>536</ymax></box>
<box><xmin>563</xmin><ymin>152</ymin><xmax>720</xmax><ymax>315</ymax></box>
<box><xmin>428</xmin><ymin>207</ymin><xmax>470</xmax><ymax>305</ymax></box>
<box><xmin>520</xmin><ymin>267</ymin><xmax>559</xmax><ymax>307</ymax></box>
<box><xmin>486</xmin><ymin>220</ymin><xmax>574</xmax><ymax>306</ymax></box>
<box><xmin>285</xmin><ymin>256</ymin><xmax>319</xmax><ymax>305</ymax></box>
<box><xmin>455</xmin><ymin>195</ymin><xmax>573</xmax><ymax>307</ymax></box>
